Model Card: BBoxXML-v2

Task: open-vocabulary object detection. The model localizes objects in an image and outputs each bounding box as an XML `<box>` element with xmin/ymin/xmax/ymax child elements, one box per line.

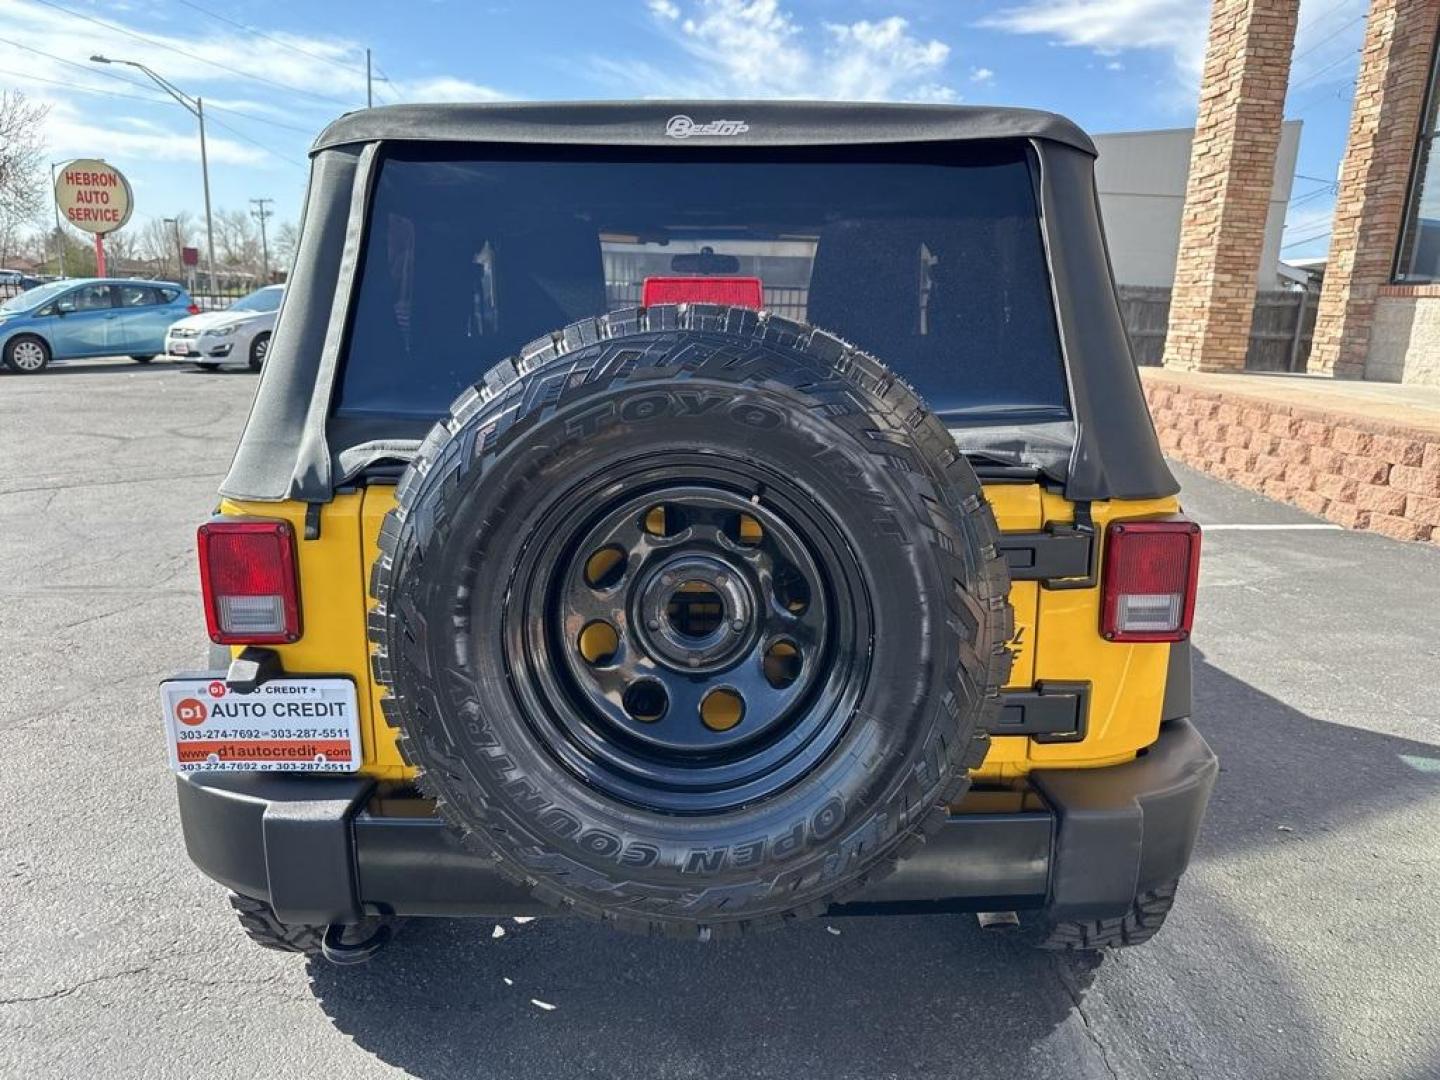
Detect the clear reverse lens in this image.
<box><xmin>1115</xmin><ymin>593</ymin><xmax>1182</xmax><ymax>633</ymax></box>
<box><xmin>217</xmin><ymin>594</ymin><xmax>286</xmax><ymax>635</ymax></box>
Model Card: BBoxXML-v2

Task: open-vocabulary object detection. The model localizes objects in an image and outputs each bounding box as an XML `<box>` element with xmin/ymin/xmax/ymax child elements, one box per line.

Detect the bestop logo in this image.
<box><xmin>666</xmin><ymin>115</ymin><xmax>750</xmax><ymax>139</ymax></box>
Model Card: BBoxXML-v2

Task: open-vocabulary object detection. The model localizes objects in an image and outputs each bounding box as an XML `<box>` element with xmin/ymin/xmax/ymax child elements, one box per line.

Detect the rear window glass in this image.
<box><xmin>337</xmin><ymin>144</ymin><xmax>1069</xmax><ymax>425</ymax></box>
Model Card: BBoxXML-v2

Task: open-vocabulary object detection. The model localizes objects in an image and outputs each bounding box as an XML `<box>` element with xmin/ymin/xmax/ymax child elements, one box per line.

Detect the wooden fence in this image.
<box><xmin>1118</xmin><ymin>284</ymin><xmax>1319</xmax><ymax>372</ymax></box>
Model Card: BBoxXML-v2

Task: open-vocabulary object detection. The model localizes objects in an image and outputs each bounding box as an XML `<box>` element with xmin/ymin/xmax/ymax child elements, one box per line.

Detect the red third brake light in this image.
<box><xmin>642</xmin><ymin>276</ymin><xmax>763</xmax><ymax>309</ymax></box>
<box><xmin>197</xmin><ymin>520</ymin><xmax>301</xmax><ymax>644</ymax></box>
<box><xmin>1100</xmin><ymin>518</ymin><xmax>1202</xmax><ymax>643</ymax></box>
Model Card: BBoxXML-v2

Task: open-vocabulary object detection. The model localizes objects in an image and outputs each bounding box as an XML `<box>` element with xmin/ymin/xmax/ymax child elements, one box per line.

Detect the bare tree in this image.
<box><xmin>138</xmin><ymin>213</ymin><xmax>196</xmax><ymax>280</ymax></box>
<box><xmin>0</xmin><ymin>90</ymin><xmax>47</xmax><ymax>220</ymax></box>
<box><xmin>214</xmin><ymin>207</ymin><xmax>262</xmax><ymax>279</ymax></box>
<box><xmin>272</xmin><ymin>220</ymin><xmax>299</xmax><ymax>274</ymax></box>
<box><xmin>0</xmin><ymin>90</ymin><xmax>48</xmax><ymax>267</ymax></box>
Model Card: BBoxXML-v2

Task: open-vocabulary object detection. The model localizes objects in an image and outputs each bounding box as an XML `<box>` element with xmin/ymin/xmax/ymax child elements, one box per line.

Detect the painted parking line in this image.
<box><xmin>1201</xmin><ymin>523</ymin><xmax>1342</xmax><ymax>531</ymax></box>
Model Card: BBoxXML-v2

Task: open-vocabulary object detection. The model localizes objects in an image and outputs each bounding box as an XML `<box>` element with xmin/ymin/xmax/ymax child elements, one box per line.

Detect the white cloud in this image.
<box><xmin>969</xmin><ymin>66</ymin><xmax>994</xmax><ymax>84</ymax></box>
<box><xmin>395</xmin><ymin>76</ymin><xmax>509</xmax><ymax>103</ymax></box>
<box><xmin>40</xmin><ymin>97</ymin><xmax>268</xmax><ymax>167</ymax></box>
<box><xmin>981</xmin><ymin>0</ymin><xmax>1208</xmax><ymax>87</ymax></box>
<box><xmin>608</xmin><ymin>0</ymin><xmax>958</xmax><ymax>102</ymax></box>
<box><xmin>983</xmin><ymin>0</ymin><xmax>1368</xmax><ymax>109</ymax></box>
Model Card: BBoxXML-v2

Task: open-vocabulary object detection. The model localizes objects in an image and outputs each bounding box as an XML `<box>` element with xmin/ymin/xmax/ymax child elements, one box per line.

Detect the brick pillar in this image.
<box><xmin>1163</xmin><ymin>0</ymin><xmax>1300</xmax><ymax>372</ymax></box>
<box><xmin>1310</xmin><ymin>0</ymin><xmax>1440</xmax><ymax>378</ymax></box>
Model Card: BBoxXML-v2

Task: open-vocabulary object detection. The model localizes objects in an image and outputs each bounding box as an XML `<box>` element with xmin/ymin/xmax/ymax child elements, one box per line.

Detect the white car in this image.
<box><xmin>165</xmin><ymin>284</ymin><xmax>283</xmax><ymax>371</ymax></box>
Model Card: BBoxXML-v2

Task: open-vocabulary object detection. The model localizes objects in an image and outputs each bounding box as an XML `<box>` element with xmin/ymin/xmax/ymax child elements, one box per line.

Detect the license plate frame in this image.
<box><xmin>160</xmin><ymin>677</ymin><xmax>362</xmax><ymax>774</ymax></box>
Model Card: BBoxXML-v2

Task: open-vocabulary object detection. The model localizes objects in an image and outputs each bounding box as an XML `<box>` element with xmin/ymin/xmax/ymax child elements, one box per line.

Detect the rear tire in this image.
<box><xmin>131</xmin><ymin>355</ymin><xmax>154</xmax><ymax>364</ymax></box>
<box><xmin>228</xmin><ymin>893</ymin><xmax>401</xmax><ymax>957</ymax></box>
<box><xmin>228</xmin><ymin>893</ymin><xmax>324</xmax><ymax>954</ymax></box>
<box><xmin>1032</xmin><ymin>880</ymin><xmax>1180</xmax><ymax>951</ymax></box>
<box><xmin>3</xmin><ymin>334</ymin><xmax>50</xmax><ymax>373</ymax></box>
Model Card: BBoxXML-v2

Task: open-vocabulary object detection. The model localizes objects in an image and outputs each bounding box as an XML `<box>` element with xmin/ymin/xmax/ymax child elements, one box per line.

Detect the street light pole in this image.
<box><xmin>250</xmin><ymin>197</ymin><xmax>273</xmax><ymax>283</ymax></box>
<box><xmin>90</xmin><ymin>55</ymin><xmax>217</xmax><ymax>295</ymax></box>
<box><xmin>163</xmin><ymin>216</ymin><xmax>183</xmax><ymax>277</ymax></box>
<box><xmin>48</xmin><ymin>160</ymin><xmax>68</xmax><ymax>278</ymax></box>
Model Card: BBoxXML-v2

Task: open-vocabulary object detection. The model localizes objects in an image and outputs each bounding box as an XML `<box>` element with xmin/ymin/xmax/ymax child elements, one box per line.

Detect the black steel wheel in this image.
<box><xmin>517</xmin><ymin>466</ymin><xmax>865</xmax><ymax>814</ymax></box>
<box><xmin>372</xmin><ymin>305</ymin><xmax>1013</xmax><ymax>938</ymax></box>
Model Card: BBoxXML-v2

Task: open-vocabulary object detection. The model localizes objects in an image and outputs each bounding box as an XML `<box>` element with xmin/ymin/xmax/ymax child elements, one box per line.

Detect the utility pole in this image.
<box><xmin>250</xmin><ymin>198</ymin><xmax>274</xmax><ymax>284</ymax></box>
<box><xmin>366</xmin><ymin>48</ymin><xmax>373</xmax><ymax>108</ymax></box>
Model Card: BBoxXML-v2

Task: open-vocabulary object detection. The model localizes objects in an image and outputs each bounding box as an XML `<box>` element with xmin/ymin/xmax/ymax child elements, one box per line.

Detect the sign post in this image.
<box><xmin>53</xmin><ymin>159</ymin><xmax>134</xmax><ymax>276</ymax></box>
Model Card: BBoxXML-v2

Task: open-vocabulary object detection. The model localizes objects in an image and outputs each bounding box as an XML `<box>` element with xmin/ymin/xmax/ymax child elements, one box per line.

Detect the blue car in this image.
<box><xmin>0</xmin><ymin>278</ymin><xmax>197</xmax><ymax>374</ymax></box>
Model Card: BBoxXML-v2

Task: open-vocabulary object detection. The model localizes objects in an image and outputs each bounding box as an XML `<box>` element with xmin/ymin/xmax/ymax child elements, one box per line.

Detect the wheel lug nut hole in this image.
<box><xmin>583</xmin><ymin>546</ymin><xmax>628</xmax><ymax>589</ymax></box>
<box><xmin>622</xmin><ymin>679</ymin><xmax>668</xmax><ymax>723</ymax></box>
<box><xmin>763</xmin><ymin>640</ymin><xmax>802</xmax><ymax>689</ymax></box>
<box><xmin>725</xmin><ymin>512</ymin><xmax>764</xmax><ymax>547</ymax></box>
<box><xmin>700</xmin><ymin>688</ymin><xmax>744</xmax><ymax>731</ymax></box>
<box><xmin>577</xmin><ymin>621</ymin><xmax>620</xmax><ymax>666</ymax></box>
<box><xmin>773</xmin><ymin>563</ymin><xmax>810</xmax><ymax>614</ymax></box>
<box><xmin>665</xmin><ymin>582</ymin><xmax>726</xmax><ymax>639</ymax></box>
<box><xmin>643</xmin><ymin>505</ymin><xmax>684</xmax><ymax>537</ymax></box>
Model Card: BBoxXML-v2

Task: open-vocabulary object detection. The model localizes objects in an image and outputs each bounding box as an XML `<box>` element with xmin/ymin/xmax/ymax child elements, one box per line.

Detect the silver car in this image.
<box><xmin>165</xmin><ymin>285</ymin><xmax>283</xmax><ymax>371</ymax></box>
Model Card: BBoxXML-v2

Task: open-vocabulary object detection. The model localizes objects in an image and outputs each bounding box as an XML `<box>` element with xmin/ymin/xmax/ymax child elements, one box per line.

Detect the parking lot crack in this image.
<box><xmin>1053</xmin><ymin>957</ymin><xmax>1120</xmax><ymax>1080</ymax></box>
<box><xmin>0</xmin><ymin>964</ymin><xmax>154</xmax><ymax>1007</ymax></box>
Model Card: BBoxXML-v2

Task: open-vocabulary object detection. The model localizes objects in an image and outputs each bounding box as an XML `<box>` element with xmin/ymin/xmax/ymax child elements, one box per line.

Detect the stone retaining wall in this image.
<box><xmin>1143</xmin><ymin>377</ymin><xmax>1440</xmax><ymax>543</ymax></box>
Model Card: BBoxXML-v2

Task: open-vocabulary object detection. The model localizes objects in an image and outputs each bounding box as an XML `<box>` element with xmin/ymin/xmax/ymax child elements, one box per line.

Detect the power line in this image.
<box><xmin>0</xmin><ymin>63</ymin><xmax>166</xmax><ymax>105</ymax></box>
<box><xmin>1295</xmin><ymin>0</ymin><xmax>1360</xmax><ymax>37</ymax></box>
<box><xmin>0</xmin><ymin>35</ymin><xmax>319</xmax><ymax>134</ymax></box>
<box><xmin>203</xmin><ymin>113</ymin><xmax>308</xmax><ymax>168</ymax></box>
<box><xmin>1292</xmin><ymin>13</ymin><xmax>1364</xmax><ymax>65</ymax></box>
<box><xmin>171</xmin><ymin>0</ymin><xmax>372</xmax><ymax>81</ymax></box>
<box><xmin>28</xmin><ymin>0</ymin><xmax>357</xmax><ymax>109</ymax></box>
<box><xmin>1289</xmin><ymin>48</ymin><xmax>1358</xmax><ymax>93</ymax></box>
<box><xmin>371</xmin><ymin>62</ymin><xmax>402</xmax><ymax>104</ymax></box>
<box><xmin>1282</xmin><ymin>227</ymin><xmax>1333</xmax><ymax>251</ymax></box>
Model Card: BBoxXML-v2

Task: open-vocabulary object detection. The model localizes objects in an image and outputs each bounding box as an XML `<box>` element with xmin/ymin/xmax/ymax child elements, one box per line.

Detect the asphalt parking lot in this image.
<box><xmin>2</xmin><ymin>358</ymin><xmax>1438</xmax><ymax>1080</ymax></box>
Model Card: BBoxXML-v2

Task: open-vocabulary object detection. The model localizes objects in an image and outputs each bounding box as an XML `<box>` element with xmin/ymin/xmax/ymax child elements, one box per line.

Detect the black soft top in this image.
<box><xmin>221</xmin><ymin>101</ymin><xmax>1174</xmax><ymax>505</ymax></box>
<box><xmin>312</xmin><ymin>100</ymin><xmax>1097</xmax><ymax>156</ymax></box>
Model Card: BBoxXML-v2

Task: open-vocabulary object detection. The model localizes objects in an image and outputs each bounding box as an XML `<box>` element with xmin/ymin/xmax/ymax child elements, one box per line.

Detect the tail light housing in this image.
<box><xmin>187</xmin><ymin>303</ymin><xmax>201</xmax><ymax>315</ymax></box>
<box><xmin>198</xmin><ymin>520</ymin><xmax>301</xmax><ymax>644</ymax></box>
<box><xmin>1100</xmin><ymin>518</ymin><xmax>1201</xmax><ymax>642</ymax></box>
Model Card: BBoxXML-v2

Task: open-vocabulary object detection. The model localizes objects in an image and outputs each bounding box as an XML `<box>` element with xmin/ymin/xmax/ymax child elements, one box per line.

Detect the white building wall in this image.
<box><xmin>1093</xmin><ymin>120</ymin><xmax>1302</xmax><ymax>289</ymax></box>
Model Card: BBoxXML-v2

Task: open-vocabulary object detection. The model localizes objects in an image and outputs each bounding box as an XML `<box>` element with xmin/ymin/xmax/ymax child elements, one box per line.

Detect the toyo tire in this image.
<box><xmin>370</xmin><ymin>305</ymin><xmax>1013</xmax><ymax>938</ymax></box>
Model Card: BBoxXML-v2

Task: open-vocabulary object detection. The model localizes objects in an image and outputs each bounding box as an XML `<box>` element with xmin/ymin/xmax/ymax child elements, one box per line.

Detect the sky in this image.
<box><xmin>0</xmin><ymin>0</ymin><xmax>1371</xmax><ymax>262</ymax></box>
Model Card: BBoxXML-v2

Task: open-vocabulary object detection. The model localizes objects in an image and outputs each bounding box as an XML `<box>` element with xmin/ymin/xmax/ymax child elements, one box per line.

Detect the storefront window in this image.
<box><xmin>1396</xmin><ymin>35</ymin><xmax>1440</xmax><ymax>282</ymax></box>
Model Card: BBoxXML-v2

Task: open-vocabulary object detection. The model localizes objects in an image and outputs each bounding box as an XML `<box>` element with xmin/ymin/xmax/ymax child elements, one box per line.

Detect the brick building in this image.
<box><xmin>1164</xmin><ymin>0</ymin><xmax>1440</xmax><ymax>387</ymax></box>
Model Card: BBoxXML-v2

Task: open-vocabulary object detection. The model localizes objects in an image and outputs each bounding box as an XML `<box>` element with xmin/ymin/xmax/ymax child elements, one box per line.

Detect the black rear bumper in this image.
<box><xmin>176</xmin><ymin>719</ymin><xmax>1216</xmax><ymax>926</ymax></box>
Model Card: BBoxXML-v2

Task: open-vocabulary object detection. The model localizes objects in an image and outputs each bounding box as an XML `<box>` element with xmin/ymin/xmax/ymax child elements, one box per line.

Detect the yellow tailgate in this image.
<box><xmin>223</xmin><ymin>482</ymin><xmax>1179</xmax><ymax>783</ymax></box>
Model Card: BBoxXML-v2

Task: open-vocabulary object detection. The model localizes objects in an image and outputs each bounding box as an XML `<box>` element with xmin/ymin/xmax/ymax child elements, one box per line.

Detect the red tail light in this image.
<box><xmin>187</xmin><ymin>303</ymin><xmax>201</xmax><ymax>315</ymax></box>
<box><xmin>1100</xmin><ymin>518</ymin><xmax>1201</xmax><ymax>642</ymax></box>
<box><xmin>642</xmin><ymin>276</ymin><xmax>763</xmax><ymax>309</ymax></box>
<box><xmin>198</xmin><ymin>520</ymin><xmax>301</xmax><ymax>644</ymax></box>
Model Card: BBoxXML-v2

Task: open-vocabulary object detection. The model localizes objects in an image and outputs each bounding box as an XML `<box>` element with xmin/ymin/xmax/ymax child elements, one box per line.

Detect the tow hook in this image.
<box><xmin>320</xmin><ymin>922</ymin><xmax>393</xmax><ymax>965</ymax></box>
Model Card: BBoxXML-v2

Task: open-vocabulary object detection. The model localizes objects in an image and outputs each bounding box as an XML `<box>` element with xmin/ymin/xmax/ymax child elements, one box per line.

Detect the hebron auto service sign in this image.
<box><xmin>53</xmin><ymin>159</ymin><xmax>133</xmax><ymax>235</ymax></box>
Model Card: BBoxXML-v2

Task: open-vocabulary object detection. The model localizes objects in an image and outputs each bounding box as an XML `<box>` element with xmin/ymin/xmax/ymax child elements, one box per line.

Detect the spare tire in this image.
<box><xmin>371</xmin><ymin>305</ymin><xmax>1013</xmax><ymax>938</ymax></box>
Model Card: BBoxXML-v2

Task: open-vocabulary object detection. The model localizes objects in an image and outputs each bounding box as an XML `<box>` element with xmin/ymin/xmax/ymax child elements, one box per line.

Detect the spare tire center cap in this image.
<box><xmin>635</xmin><ymin>555</ymin><xmax>755</xmax><ymax>672</ymax></box>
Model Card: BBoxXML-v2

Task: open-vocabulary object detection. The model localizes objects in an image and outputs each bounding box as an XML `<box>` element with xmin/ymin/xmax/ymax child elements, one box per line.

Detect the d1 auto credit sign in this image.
<box><xmin>54</xmin><ymin>159</ymin><xmax>134</xmax><ymax>235</ymax></box>
<box><xmin>159</xmin><ymin>677</ymin><xmax>361</xmax><ymax>773</ymax></box>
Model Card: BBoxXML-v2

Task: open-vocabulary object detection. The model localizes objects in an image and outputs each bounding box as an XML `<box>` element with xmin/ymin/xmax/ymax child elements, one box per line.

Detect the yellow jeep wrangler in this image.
<box><xmin>162</xmin><ymin>101</ymin><xmax>1216</xmax><ymax>962</ymax></box>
